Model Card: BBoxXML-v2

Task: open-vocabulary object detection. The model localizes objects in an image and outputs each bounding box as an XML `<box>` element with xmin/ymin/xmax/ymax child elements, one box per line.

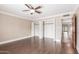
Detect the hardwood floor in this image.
<box><xmin>0</xmin><ymin>36</ymin><xmax>78</xmax><ymax>54</ymax></box>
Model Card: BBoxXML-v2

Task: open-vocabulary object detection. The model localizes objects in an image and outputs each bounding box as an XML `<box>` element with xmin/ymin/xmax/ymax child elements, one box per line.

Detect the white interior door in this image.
<box><xmin>34</xmin><ymin>23</ymin><xmax>39</xmax><ymax>37</ymax></box>
<box><xmin>44</xmin><ymin>21</ymin><xmax>55</xmax><ymax>40</ymax></box>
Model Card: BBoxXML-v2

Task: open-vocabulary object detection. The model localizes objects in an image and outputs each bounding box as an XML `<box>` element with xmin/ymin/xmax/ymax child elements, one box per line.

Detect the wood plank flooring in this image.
<box><xmin>0</xmin><ymin>36</ymin><xmax>78</xmax><ymax>54</ymax></box>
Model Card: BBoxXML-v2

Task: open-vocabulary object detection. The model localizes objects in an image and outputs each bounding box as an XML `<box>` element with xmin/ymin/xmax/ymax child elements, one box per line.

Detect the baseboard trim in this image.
<box><xmin>77</xmin><ymin>47</ymin><xmax>79</xmax><ymax>53</ymax></box>
<box><xmin>0</xmin><ymin>36</ymin><xmax>32</xmax><ymax>45</ymax></box>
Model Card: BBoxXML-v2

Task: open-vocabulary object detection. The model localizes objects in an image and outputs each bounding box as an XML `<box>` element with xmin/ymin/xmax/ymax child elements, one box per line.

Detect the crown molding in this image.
<box><xmin>33</xmin><ymin>11</ymin><xmax>74</xmax><ymax>21</ymax></box>
<box><xmin>0</xmin><ymin>10</ymin><xmax>32</xmax><ymax>21</ymax></box>
<box><xmin>33</xmin><ymin>5</ymin><xmax>79</xmax><ymax>21</ymax></box>
<box><xmin>0</xmin><ymin>5</ymin><xmax>78</xmax><ymax>21</ymax></box>
<box><xmin>73</xmin><ymin>5</ymin><xmax>79</xmax><ymax>14</ymax></box>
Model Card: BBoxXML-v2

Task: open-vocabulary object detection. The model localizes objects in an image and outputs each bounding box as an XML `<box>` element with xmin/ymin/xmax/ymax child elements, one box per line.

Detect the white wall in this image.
<box><xmin>0</xmin><ymin>13</ymin><xmax>32</xmax><ymax>42</ymax></box>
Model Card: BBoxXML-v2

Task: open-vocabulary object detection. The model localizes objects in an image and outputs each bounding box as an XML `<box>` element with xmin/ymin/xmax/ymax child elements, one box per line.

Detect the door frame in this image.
<box><xmin>72</xmin><ymin>14</ymin><xmax>77</xmax><ymax>49</ymax></box>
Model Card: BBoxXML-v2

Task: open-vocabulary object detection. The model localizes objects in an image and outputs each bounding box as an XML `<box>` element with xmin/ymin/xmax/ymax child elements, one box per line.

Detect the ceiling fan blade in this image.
<box><xmin>35</xmin><ymin>10</ymin><xmax>41</xmax><ymax>14</ymax></box>
<box><xmin>35</xmin><ymin>6</ymin><xmax>42</xmax><ymax>10</ymax></box>
<box><xmin>22</xmin><ymin>10</ymin><xmax>30</xmax><ymax>12</ymax></box>
<box><xmin>25</xmin><ymin>4</ymin><xmax>32</xmax><ymax>9</ymax></box>
<box><xmin>29</xmin><ymin>4</ymin><xmax>34</xmax><ymax>9</ymax></box>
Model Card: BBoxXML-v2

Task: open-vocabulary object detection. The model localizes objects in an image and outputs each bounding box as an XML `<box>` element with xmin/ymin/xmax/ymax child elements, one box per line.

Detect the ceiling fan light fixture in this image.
<box><xmin>23</xmin><ymin>4</ymin><xmax>42</xmax><ymax>15</ymax></box>
<box><xmin>30</xmin><ymin>9</ymin><xmax>35</xmax><ymax>13</ymax></box>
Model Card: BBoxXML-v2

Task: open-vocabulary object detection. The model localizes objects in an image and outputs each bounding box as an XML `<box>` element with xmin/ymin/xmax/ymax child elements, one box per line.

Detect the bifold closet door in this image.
<box><xmin>43</xmin><ymin>22</ymin><xmax>55</xmax><ymax>40</ymax></box>
<box><xmin>43</xmin><ymin>21</ymin><xmax>56</xmax><ymax>53</ymax></box>
<box><xmin>34</xmin><ymin>23</ymin><xmax>39</xmax><ymax>37</ymax></box>
<box><xmin>32</xmin><ymin>23</ymin><xmax>40</xmax><ymax>49</ymax></box>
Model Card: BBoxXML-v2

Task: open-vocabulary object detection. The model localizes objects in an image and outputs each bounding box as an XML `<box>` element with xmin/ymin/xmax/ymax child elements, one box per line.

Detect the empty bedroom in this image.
<box><xmin>0</xmin><ymin>4</ymin><xmax>79</xmax><ymax>54</ymax></box>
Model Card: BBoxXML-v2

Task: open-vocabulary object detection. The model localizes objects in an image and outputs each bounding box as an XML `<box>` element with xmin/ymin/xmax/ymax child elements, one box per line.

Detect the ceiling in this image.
<box><xmin>0</xmin><ymin>4</ymin><xmax>78</xmax><ymax>20</ymax></box>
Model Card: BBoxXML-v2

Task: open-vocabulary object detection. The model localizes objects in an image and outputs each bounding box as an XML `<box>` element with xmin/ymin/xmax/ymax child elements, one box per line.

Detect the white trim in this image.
<box><xmin>33</xmin><ymin>5</ymin><xmax>79</xmax><ymax>21</ymax></box>
<box><xmin>73</xmin><ymin>5</ymin><xmax>79</xmax><ymax>14</ymax></box>
<box><xmin>0</xmin><ymin>9</ymin><xmax>78</xmax><ymax>21</ymax></box>
<box><xmin>77</xmin><ymin>47</ymin><xmax>79</xmax><ymax>53</ymax></box>
<box><xmin>33</xmin><ymin>11</ymin><xmax>74</xmax><ymax>21</ymax></box>
<box><xmin>0</xmin><ymin>36</ymin><xmax>32</xmax><ymax>45</ymax></box>
<box><xmin>0</xmin><ymin>10</ymin><xmax>31</xmax><ymax>20</ymax></box>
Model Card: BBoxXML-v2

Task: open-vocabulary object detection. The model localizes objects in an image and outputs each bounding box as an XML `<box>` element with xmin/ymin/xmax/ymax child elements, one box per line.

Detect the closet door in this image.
<box><xmin>34</xmin><ymin>23</ymin><xmax>39</xmax><ymax>37</ymax></box>
<box><xmin>43</xmin><ymin>20</ymin><xmax>55</xmax><ymax>53</ymax></box>
<box><xmin>44</xmin><ymin>22</ymin><xmax>55</xmax><ymax>40</ymax></box>
<box><xmin>32</xmin><ymin>22</ymin><xmax>40</xmax><ymax>48</ymax></box>
<box><xmin>33</xmin><ymin>22</ymin><xmax>40</xmax><ymax>45</ymax></box>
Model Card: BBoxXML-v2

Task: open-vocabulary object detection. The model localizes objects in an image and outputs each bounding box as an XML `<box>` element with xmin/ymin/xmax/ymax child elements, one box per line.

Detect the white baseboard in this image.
<box><xmin>0</xmin><ymin>36</ymin><xmax>32</xmax><ymax>45</ymax></box>
<box><xmin>77</xmin><ymin>47</ymin><xmax>79</xmax><ymax>53</ymax></box>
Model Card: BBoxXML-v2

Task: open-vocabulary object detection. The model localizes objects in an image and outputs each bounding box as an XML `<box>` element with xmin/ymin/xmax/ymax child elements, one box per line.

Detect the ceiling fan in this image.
<box><xmin>23</xmin><ymin>4</ymin><xmax>42</xmax><ymax>15</ymax></box>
